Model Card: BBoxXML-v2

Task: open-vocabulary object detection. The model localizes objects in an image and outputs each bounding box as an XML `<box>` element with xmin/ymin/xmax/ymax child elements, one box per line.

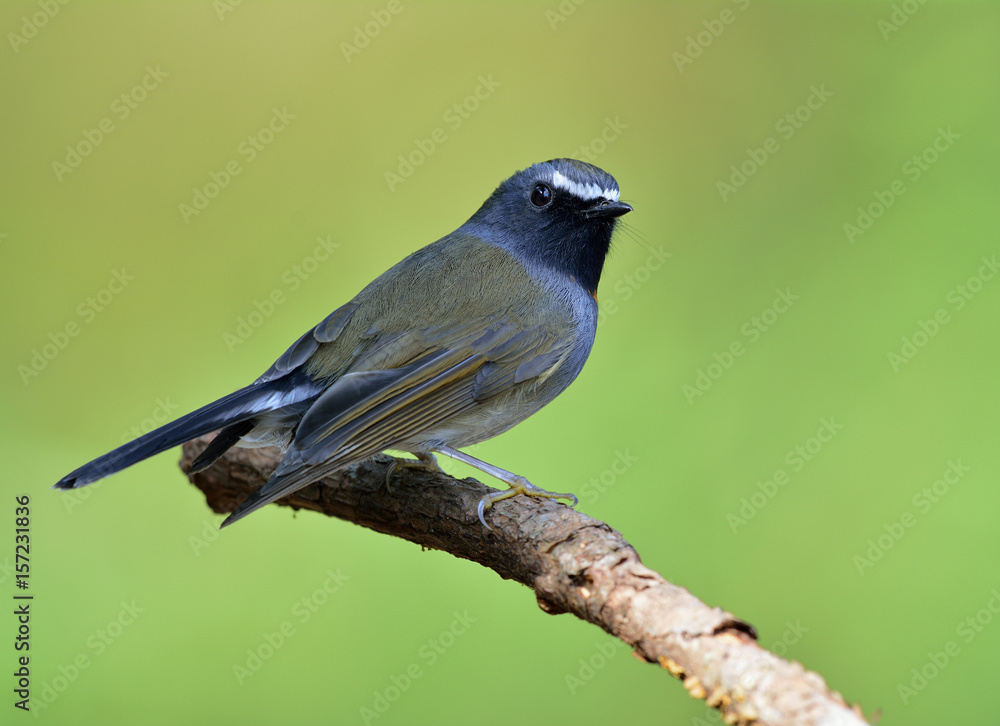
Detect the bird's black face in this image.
<box><xmin>466</xmin><ymin>159</ymin><xmax>632</xmax><ymax>294</ymax></box>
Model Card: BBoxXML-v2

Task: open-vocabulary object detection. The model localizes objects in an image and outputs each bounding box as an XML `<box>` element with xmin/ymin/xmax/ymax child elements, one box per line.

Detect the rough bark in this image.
<box><xmin>181</xmin><ymin>435</ymin><xmax>871</xmax><ymax>726</ymax></box>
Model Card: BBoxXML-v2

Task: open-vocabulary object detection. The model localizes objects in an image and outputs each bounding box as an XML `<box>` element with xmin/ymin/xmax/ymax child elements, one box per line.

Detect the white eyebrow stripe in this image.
<box><xmin>551</xmin><ymin>170</ymin><xmax>620</xmax><ymax>202</ymax></box>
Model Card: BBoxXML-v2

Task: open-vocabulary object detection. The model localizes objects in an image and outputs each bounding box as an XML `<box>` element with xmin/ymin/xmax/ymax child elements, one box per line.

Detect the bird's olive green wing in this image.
<box><xmin>220</xmin><ymin>322</ymin><xmax>573</xmax><ymax>526</ymax></box>
<box><xmin>289</xmin><ymin>321</ymin><xmax>571</xmax><ymax>468</ymax></box>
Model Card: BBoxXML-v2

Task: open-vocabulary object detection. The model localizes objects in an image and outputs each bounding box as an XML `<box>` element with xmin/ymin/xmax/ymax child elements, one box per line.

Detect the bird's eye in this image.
<box><xmin>531</xmin><ymin>183</ymin><xmax>552</xmax><ymax>207</ymax></box>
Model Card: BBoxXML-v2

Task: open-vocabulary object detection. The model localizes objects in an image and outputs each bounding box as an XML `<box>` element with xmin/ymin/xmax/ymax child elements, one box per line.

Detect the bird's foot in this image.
<box><xmin>431</xmin><ymin>445</ymin><xmax>579</xmax><ymax>529</ymax></box>
<box><xmin>385</xmin><ymin>452</ymin><xmax>444</xmax><ymax>491</ymax></box>
<box><xmin>476</xmin><ymin>477</ymin><xmax>578</xmax><ymax>530</ymax></box>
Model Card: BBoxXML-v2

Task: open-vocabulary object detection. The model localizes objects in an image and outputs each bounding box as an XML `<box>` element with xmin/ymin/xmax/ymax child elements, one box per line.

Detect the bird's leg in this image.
<box><xmin>434</xmin><ymin>445</ymin><xmax>578</xmax><ymax>529</ymax></box>
<box><xmin>385</xmin><ymin>451</ymin><xmax>444</xmax><ymax>490</ymax></box>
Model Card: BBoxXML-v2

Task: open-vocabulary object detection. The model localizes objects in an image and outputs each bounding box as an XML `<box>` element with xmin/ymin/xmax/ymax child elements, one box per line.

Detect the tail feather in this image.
<box><xmin>221</xmin><ymin>460</ymin><xmax>334</xmax><ymax>528</ymax></box>
<box><xmin>53</xmin><ymin>370</ymin><xmax>320</xmax><ymax>489</ymax></box>
<box><xmin>187</xmin><ymin>420</ymin><xmax>256</xmax><ymax>475</ymax></box>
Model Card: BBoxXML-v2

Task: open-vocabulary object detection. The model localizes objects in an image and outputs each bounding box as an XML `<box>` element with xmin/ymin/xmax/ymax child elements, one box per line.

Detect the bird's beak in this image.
<box><xmin>587</xmin><ymin>199</ymin><xmax>633</xmax><ymax>219</ymax></box>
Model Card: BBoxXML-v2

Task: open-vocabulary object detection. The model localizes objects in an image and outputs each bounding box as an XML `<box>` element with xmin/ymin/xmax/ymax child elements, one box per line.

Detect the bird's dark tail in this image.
<box><xmin>53</xmin><ymin>370</ymin><xmax>320</xmax><ymax>490</ymax></box>
<box><xmin>187</xmin><ymin>420</ymin><xmax>256</xmax><ymax>474</ymax></box>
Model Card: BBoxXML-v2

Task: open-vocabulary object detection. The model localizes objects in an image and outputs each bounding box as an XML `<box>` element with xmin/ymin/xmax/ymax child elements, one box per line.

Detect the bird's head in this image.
<box><xmin>466</xmin><ymin>158</ymin><xmax>632</xmax><ymax>295</ymax></box>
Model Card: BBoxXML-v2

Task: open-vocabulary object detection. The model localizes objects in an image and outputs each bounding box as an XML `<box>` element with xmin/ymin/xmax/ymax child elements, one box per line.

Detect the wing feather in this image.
<box><xmin>221</xmin><ymin>323</ymin><xmax>573</xmax><ymax>526</ymax></box>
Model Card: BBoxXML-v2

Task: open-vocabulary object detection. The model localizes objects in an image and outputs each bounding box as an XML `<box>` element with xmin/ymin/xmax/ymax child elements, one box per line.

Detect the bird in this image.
<box><xmin>54</xmin><ymin>158</ymin><xmax>633</xmax><ymax>528</ymax></box>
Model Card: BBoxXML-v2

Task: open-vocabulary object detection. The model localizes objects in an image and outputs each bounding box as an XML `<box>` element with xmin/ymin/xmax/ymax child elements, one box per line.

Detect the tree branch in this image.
<box><xmin>180</xmin><ymin>436</ymin><xmax>871</xmax><ymax>726</ymax></box>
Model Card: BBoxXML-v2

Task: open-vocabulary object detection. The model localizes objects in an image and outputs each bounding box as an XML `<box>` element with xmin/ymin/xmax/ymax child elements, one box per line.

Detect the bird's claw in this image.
<box><xmin>476</xmin><ymin>477</ymin><xmax>578</xmax><ymax>529</ymax></box>
<box><xmin>385</xmin><ymin>453</ymin><xmax>444</xmax><ymax>491</ymax></box>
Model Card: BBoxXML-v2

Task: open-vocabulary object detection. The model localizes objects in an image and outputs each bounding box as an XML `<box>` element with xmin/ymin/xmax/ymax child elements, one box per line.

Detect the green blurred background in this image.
<box><xmin>2</xmin><ymin>1</ymin><xmax>998</xmax><ymax>724</ymax></box>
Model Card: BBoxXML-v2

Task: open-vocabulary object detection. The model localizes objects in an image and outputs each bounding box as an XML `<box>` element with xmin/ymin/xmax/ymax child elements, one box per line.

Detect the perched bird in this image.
<box><xmin>54</xmin><ymin>158</ymin><xmax>632</xmax><ymax>528</ymax></box>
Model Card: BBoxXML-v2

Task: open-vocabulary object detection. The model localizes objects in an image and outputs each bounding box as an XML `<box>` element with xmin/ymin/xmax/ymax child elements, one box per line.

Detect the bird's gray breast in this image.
<box><xmin>406</xmin><ymin>261</ymin><xmax>599</xmax><ymax>450</ymax></box>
